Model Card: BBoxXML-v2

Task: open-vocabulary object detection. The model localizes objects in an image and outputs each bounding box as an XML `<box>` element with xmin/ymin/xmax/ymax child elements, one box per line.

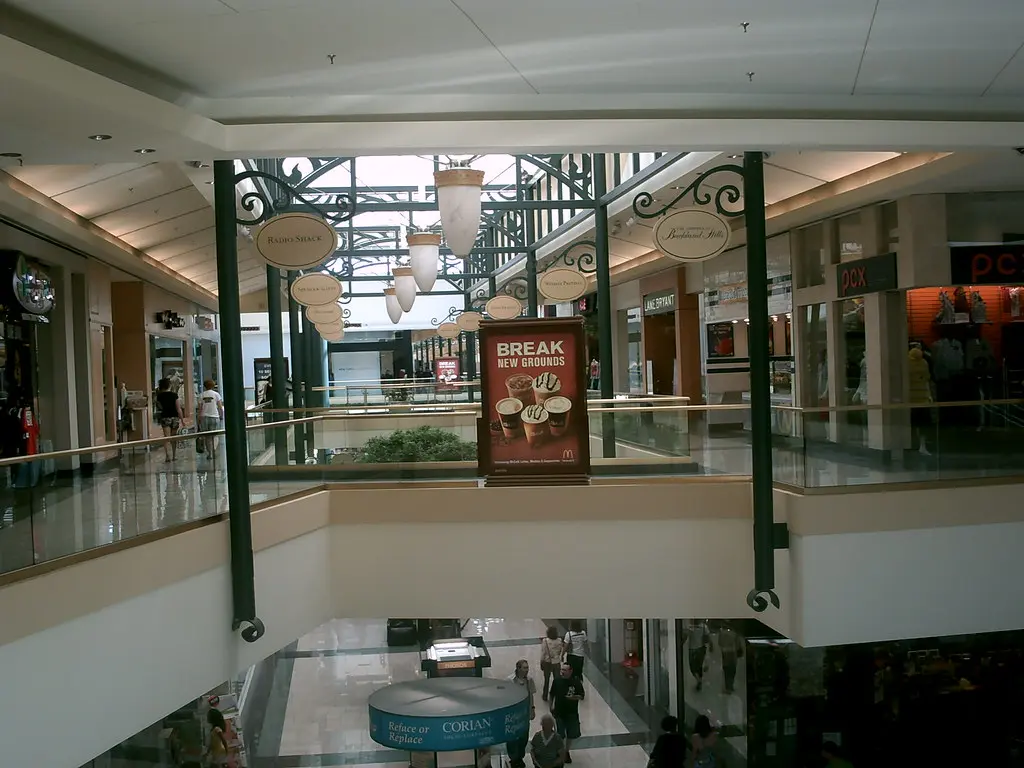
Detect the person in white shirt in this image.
<box><xmin>563</xmin><ymin>620</ymin><xmax>588</xmax><ymax>678</ymax></box>
<box><xmin>198</xmin><ymin>379</ymin><xmax>224</xmax><ymax>458</ymax></box>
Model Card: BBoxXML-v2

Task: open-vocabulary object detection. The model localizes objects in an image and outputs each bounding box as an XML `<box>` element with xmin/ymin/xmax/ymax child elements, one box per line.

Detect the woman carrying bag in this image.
<box><xmin>540</xmin><ymin>625</ymin><xmax>565</xmax><ymax>702</ymax></box>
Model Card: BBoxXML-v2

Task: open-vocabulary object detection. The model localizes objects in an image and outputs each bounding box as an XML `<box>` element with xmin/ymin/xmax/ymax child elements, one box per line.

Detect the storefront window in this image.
<box><xmin>801</xmin><ymin>303</ymin><xmax>829</xmax><ymax>408</ymax></box>
<box><xmin>150</xmin><ymin>336</ymin><xmax>187</xmax><ymax>401</ymax></box>
<box><xmin>841</xmin><ymin>299</ymin><xmax>867</xmax><ymax>407</ymax></box>
<box><xmin>881</xmin><ymin>201</ymin><xmax>899</xmax><ymax>252</ymax></box>
<box><xmin>836</xmin><ymin>212</ymin><xmax>864</xmax><ymax>263</ymax></box>
<box><xmin>796</xmin><ymin>224</ymin><xmax>826</xmax><ymax>288</ymax></box>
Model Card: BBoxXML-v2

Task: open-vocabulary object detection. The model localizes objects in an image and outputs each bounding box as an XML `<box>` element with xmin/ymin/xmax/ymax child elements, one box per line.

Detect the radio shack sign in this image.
<box><xmin>653</xmin><ymin>207</ymin><xmax>732</xmax><ymax>263</ymax></box>
<box><xmin>255</xmin><ymin>213</ymin><xmax>338</xmax><ymax>270</ymax></box>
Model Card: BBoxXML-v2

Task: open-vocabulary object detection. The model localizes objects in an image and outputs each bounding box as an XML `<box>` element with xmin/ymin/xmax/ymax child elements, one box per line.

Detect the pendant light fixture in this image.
<box><xmin>434</xmin><ymin>164</ymin><xmax>484</xmax><ymax>258</ymax></box>
<box><xmin>392</xmin><ymin>265</ymin><xmax>417</xmax><ymax>312</ymax></box>
<box><xmin>384</xmin><ymin>286</ymin><xmax>402</xmax><ymax>324</ymax></box>
<box><xmin>407</xmin><ymin>231</ymin><xmax>441</xmax><ymax>292</ymax></box>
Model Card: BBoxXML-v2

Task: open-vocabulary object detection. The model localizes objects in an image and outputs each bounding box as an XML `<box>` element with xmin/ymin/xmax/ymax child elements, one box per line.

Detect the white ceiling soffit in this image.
<box><xmin>5</xmin><ymin>161</ymin><xmax>265</xmax><ymax>296</ymax></box>
<box><xmin>3</xmin><ymin>1</ymin><xmax>1024</xmax><ymax>161</ymax></box>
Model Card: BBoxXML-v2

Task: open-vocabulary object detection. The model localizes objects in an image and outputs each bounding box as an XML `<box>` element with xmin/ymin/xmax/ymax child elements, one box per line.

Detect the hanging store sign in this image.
<box><xmin>642</xmin><ymin>290</ymin><xmax>676</xmax><ymax>316</ymax></box>
<box><xmin>315</xmin><ymin>319</ymin><xmax>344</xmax><ymax>336</ymax></box>
<box><xmin>305</xmin><ymin>303</ymin><xmax>343</xmax><ymax>325</ymax></box>
<box><xmin>456</xmin><ymin>311</ymin><xmax>483</xmax><ymax>332</ymax></box>
<box><xmin>8</xmin><ymin>253</ymin><xmax>55</xmax><ymax>315</ymax></box>
<box><xmin>255</xmin><ymin>213</ymin><xmax>338</xmax><ymax>270</ymax></box>
<box><xmin>950</xmin><ymin>243</ymin><xmax>1024</xmax><ymax>285</ymax></box>
<box><xmin>290</xmin><ymin>273</ymin><xmax>343</xmax><ymax>306</ymax></box>
<box><xmin>478</xmin><ymin>317</ymin><xmax>590</xmax><ymax>482</ymax></box>
<box><xmin>706</xmin><ymin>322</ymin><xmax>736</xmax><ymax>358</ymax></box>
<box><xmin>837</xmin><ymin>252</ymin><xmax>898</xmax><ymax>298</ymax></box>
<box><xmin>485</xmin><ymin>295</ymin><xmax>522</xmax><ymax>320</ymax></box>
<box><xmin>653</xmin><ymin>207</ymin><xmax>732</xmax><ymax>262</ymax></box>
<box><xmin>437</xmin><ymin>322</ymin><xmax>461</xmax><ymax>339</ymax></box>
<box><xmin>538</xmin><ymin>268</ymin><xmax>588</xmax><ymax>303</ymax></box>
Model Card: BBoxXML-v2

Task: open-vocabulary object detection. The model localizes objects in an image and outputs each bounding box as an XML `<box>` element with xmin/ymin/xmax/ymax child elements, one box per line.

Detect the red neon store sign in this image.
<box><xmin>950</xmin><ymin>245</ymin><xmax>1024</xmax><ymax>285</ymax></box>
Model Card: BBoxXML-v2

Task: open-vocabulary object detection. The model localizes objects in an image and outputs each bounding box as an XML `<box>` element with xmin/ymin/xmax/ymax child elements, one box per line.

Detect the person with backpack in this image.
<box><xmin>563</xmin><ymin>620</ymin><xmax>588</xmax><ymax>678</ymax></box>
<box><xmin>690</xmin><ymin>715</ymin><xmax>723</xmax><ymax>768</ymax></box>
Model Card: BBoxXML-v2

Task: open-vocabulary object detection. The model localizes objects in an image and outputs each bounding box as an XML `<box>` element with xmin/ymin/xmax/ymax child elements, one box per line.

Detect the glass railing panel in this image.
<box><xmin>321</xmin><ymin>380</ymin><xmax>481</xmax><ymax>408</ymax></box>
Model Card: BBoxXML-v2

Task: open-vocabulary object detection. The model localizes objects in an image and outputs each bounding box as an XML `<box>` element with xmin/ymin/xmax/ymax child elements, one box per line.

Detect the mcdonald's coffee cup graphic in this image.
<box><xmin>543</xmin><ymin>396</ymin><xmax>572</xmax><ymax>437</ymax></box>
<box><xmin>521</xmin><ymin>405</ymin><xmax>549</xmax><ymax>448</ymax></box>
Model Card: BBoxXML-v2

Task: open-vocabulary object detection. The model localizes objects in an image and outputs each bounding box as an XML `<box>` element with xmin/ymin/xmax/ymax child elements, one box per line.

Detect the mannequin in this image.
<box><xmin>970</xmin><ymin>291</ymin><xmax>988</xmax><ymax>323</ymax></box>
<box><xmin>953</xmin><ymin>286</ymin><xmax>969</xmax><ymax>314</ymax></box>
<box><xmin>935</xmin><ymin>290</ymin><xmax>955</xmax><ymax>325</ymax></box>
<box><xmin>1010</xmin><ymin>287</ymin><xmax>1021</xmax><ymax>319</ymax></box>
<box><xmin>853</xmin><ymin>351</ymin><xmax>868</xmax><ymax>404</ymax></box>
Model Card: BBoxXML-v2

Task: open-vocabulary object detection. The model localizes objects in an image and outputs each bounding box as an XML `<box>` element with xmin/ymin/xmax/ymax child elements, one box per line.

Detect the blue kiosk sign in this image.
<box><xmin>368</xmin><ymin>678</ymin><xmax>529</xmax><ymax>752</ymax></box>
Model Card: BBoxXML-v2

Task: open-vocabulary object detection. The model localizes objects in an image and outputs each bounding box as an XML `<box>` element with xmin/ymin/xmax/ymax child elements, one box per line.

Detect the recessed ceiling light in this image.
<box><xmin>728</xmin><ymin>154</ymin><xmax>741</xmax><ymax>159</ymax></box>
<box><xmin>205</xmin><ymin>181</ymin><xmax>214</xmax><ymax>185</ymax></box>
<box><xmin>134</xmin><ymin>148</ymin><xmax>156</xmax><ymax>154</ymax></box>
<box><xmin>89</xmin><ymin>134</ymin><xmax>112</xmax><ymax>141</ymax></box>
<box><xmin>0</xmin><ymin>152</ymin><xmax>22</xmax><ymax>158</ymax></box>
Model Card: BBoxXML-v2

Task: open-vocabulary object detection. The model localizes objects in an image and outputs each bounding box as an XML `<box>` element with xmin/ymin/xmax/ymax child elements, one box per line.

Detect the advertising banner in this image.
<box><xmin>435</xmin><ymin>357</ymin><xmax>460</xmax><ymax>391</ymax></box>
<box><xmin>706</xmin><ymin>322</ymin><xmax>736</xmax><ymax>358</ymax></box>
<box><xmin>479</xmin><ymin>317</ymin><xmax>590</xmax><ymax>481</ymax></box>
<box><xmin>368</xmin><ymin>697</ymin><xmax>528</xmax><ymax>751</ymax></box>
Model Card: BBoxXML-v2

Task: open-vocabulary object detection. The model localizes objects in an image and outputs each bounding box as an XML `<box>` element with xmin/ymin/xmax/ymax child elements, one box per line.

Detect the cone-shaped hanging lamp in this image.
<box><xmin>392</xmin><ymin>265</ymin><xmax>416</xmax><ymax>311</ymax></box>
<box><xmin>384</xmin><ymin>286</ymin><xmax>402</xmax><ymax>324</ymax></box>
<box><xmin>407</xmin><ymin>232</ymin><xmax>441</xmax><ymax>292</ymax></box>
<box><xmin>434</xmin><ymin>167</ymin><xmax>484</xmax><ymax>258</ymax></box>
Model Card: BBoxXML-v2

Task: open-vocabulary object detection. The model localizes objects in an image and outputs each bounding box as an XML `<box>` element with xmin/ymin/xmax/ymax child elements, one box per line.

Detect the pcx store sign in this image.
<box><xmin>950</xmin><ymin>244</ymin><xmax>1024</xmax><ymax>285</ymax></box>
<box><xmin>653</xmin><ymin>207</ymin><xmax>732</xmax><ymax>262</ymax></box>
<box><xmin>255</xmin><ymin>213</ymin><xmax>338</xmax><ymax>270</ymax></box>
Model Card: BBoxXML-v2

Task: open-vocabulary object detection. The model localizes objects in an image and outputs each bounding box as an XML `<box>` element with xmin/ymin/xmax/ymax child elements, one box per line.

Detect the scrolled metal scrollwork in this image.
<box><xmin>500</xmin><ymin>277</ymin><xmax>529</xmax><ymax>301</ymax></box>
<box><xmin>632</xmin><ymin>163</ymin><xmax>745</xmax><ymax>220</ymax></box>
<box><xmin>548</xmin><ymin>239</ymin><xmax>597</xmax><ymax>274</ymax></box>
<box><xmin>431</xmin><ymin>306</ymin><xmax>461</xmax><ymax>326</ymax></box>
<box><xmin>470</xmin><ymin>286</ymin><xmax>490</xmax><ymax>309</ymax></box>
<box><xmin>746</xmin><ymin>588</ymin><xmax>781</xmax><ymax>613</ymax></box>
<box><xmin>237</xmin><ymin>616</ymin><xmax>266</xmax><ymax>643</ymax></box>
<box><xmin>234</xmin><ymin>169</ymin><xmax>354</xmax><ymax>227</ymax></box>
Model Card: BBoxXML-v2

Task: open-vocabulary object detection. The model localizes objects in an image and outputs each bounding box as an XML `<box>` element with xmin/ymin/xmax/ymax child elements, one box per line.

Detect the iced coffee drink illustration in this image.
<box><xmin>505</xmin><ymin>374</ymin><xmax>535</xmax><ymax>405</ymax></box>
<box><xmin>543</xmin><ymin>396</ymin><xmax>572</xmax><ymax>437</ymax></box>
<box><xmin>495</xmin><ymin>397</ymin><xmax>524</xmax><ymax>438</ymax></box>
<box><xmin>521</xmin><ymin>404</ymin><xmax>550</xmax><ymax>447</ymax></box>
<box><xmin>532</xmin><ymin>371</ymin><xmax>561</xmax><ymax>405</ymax></box>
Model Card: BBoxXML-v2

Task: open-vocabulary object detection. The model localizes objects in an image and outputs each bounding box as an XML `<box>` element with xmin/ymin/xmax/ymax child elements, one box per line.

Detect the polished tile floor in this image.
<box><xmin>249</xmin><ymin>619</ymin><xmax>659</xmax><ymax>768</ymax></box>
<box><xmin>0</xmin><ymin>447</ymin><xmax>319</xmax><ymax>574</ymax></box>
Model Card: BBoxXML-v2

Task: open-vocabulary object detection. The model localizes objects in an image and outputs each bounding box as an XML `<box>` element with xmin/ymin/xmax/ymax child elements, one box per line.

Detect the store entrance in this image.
<box><xmin>644</xmin><ymin>312</ymin><xmax>676</xmax><ymax>395</ymax></box>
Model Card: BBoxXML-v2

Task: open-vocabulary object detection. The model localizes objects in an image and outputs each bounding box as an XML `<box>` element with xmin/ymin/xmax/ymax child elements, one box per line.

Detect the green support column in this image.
<box><xmin>525</xmin><ymin>210</ymin><xmax>539</xmax><ymax>317</ymax></box>
<box><xmin>743</xmin><ymin>151</ymin><xmax>778</xmax><ymax>607</ymax></box>
<box><xmin>287</xmin><ymin>273</ymin><xmax>305</xmax><ymax>462</ymax></box>
<box><xmin>266</xmin><ymin>266</ymin><xmax>289</xmax><ymax>465</ymax></box>
<box><xmin>594</xmin><ymin>154</ymin><xmax>616</xmax><ymax>458</ymax></box>
<box><xmin>212</xmin><ymin>160</ymin><xmax>263</xmax><ymax>642</ymax></box>
<box><xmin>463</xmin><ymin>293</ymin><xmax>477</xmax><ymax>402</ymax></box>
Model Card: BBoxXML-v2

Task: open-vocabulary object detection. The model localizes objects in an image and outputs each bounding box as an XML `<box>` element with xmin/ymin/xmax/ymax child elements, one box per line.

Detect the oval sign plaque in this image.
<box><xmin>485</xmin><ymin>295</ymin><xmax>523</xmax><ymax>320</ymax></box>
<box><xmin>315</xmin><ymin>320</ymin><xmax>344</xmax><ymax>336</ymax></box>
<box><xmin>255</xmin><ymin>213</ymin><xmax>338</xmax><ymax>270</ymax></box>
<box><xmin>456</xmin><ymin>311</ymin><xmax>483</xmax><ymax>332</ymax></box>
<box><xmin>437</xmin><ymin>322</ymin><xmax>461</xmax><ymax>339</ymax></box>
<box><xmin>538</xmin><ymin>268</ymin><xmax>588</xmax><ymax>302</ymax></box>
<box><xmin>305</xmin><ymin>303</ymin><xmax>342</xmax><ymax>325</ymax></box>
<box><xmin>290</xmin><ymin>273</ymin><xmax>343</xmax><ymax>306</ymax></box>
<box><xmin>653</xmin><ymin>207</ymin><xmax>732</xmax><ymax>262</ymax></box>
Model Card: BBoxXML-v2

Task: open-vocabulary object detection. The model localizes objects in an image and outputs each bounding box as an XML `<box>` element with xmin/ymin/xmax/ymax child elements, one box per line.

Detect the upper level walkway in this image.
<box><xmin>3</xmin><ymin>395</ymin><xmax>1024</xmax><ymax>766</ymax></box>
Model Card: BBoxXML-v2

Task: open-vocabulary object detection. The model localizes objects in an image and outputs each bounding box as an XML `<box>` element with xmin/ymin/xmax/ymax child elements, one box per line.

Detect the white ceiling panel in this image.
<box><xmin>8</xmin><ymin>0</ymin><xmax>528</xmax><ymax>97</ymax></box>
<box><xmin>458</xmin><ymin>0</ymin><xmax>875</xmax><ymax>94</ymax></box>
<box><xmin>855</xmin><ymin>1</ymin><xmax>1024</xmax><ymax>95</ymax></box>
<box><xmin>762</xmin><ymin>164</ymin><xmax>820</xmax><ymax>204</ymax></box>
<box><xmin>768</xmin><ymin>151</ymin><xmax>899</xmax><ymax>182</ymax></box>
<box><xmin>10</xmin><ymin>164</ymin><xmax>143</xmax><ymax>197</ymax></box>
<box><xmin>119</xmin><ymin>208</ymin><xmax>215</xmax><ymax>250</ymax></box>
<box><xmin>162</xmin><ymin>247</ymin><xmax>217</xmax><ymax>272</ymax></box>
<box><xmin>986</xmin><ymin>47</ymin><xmax>1024</xmax><ymax>96</ymax></box>
<box><xmin>147</xmin><ymin>228</ymin><xmax>217</xmax><ymax>260</ymax></box>
<box><xmin>50</xmin><ymin>164</ymin><xmax>178</xmax><ymax>218</ymax></box>
<box><xmin>91</xmin><ymin>187</ymin><xmax>204</xmax><ymax>236</ymax></box>
<box><xmin>4</xmin><ymin>0</ymin><xmax>234</xmax><ymax>24</ymax></box>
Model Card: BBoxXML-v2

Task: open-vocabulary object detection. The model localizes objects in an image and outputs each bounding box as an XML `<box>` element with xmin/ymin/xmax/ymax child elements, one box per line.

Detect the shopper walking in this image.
<box><xmin>155</xmin><ymin>377</ymin><xmax>184</xmax><ymax>461</ymax></box>
<box><xmin>687</xmin><ymin>620</ymin><xmax>711</xmax><ymax>691</ymax></box>
<box><xmin>690</xmin><ymin>715</ymin><xmax>723</xmax><ymax>768</ymax></box>
<box><xmin>205</xmin><ymin>708</ymin><xmax>231</xmax><ymax>767</ymax></box>
<box><xmin>530</xmin><ymin>714</ymin><xmax>566</xmax><ymax>768</ymax></box>
<box><xmin>506</xmin><ymin>659</ymin><xmax>536</xmax><ymax>768</ymax></box>
<box><xmin>718</xmin><ymin>626</ymin><xmax>741</xmax><ymax>694</ymax></box>
<box><xmin>550</xmin><ymin>663</ymin><xmax>585</xmax><ymax>764</ymax></box>
<box><xmin>540</xmin><ymin>625</ymin><xmax>565</xmax><ymax>702</ymax></box>
<box><xmin>563</xmin><ymin>620</ymin><xmax>588</xmax><ymax>678</ymax></box>
<box><xmin>198</xmin><ymin>379</ymin><xmax>224</xmax><ymax>459</ymax></box>
<box><xmin>649</xmin><ymin>715</ymin><xmax>688</xmax><ymax>768</ymax></box>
